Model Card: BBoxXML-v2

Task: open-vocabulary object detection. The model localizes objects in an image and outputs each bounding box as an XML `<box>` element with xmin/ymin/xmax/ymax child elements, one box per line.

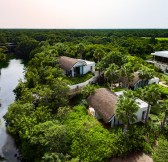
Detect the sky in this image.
<box><xmin>0</xmin><ymin>0</ymin><xmax>168</xmax><ymax>29</ymax></box>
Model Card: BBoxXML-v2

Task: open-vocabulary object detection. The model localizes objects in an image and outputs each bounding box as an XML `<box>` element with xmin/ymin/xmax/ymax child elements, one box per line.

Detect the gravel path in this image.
<box><xmin>109</xmin><ymin>152</ymin><xmax>153</xmax><ymax>162</ymax></box>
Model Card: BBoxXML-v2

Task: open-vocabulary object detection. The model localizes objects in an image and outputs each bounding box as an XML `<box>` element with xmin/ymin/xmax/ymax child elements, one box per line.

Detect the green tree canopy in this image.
<box><xmin>115</xmin><ymin>90</ymin><xmax>139</xmax><ymax>130</ymax></box>
<box><xmin>104</xmin><ymin>63</ymin><xmax>119</xmax><ymax>90</ymax></box>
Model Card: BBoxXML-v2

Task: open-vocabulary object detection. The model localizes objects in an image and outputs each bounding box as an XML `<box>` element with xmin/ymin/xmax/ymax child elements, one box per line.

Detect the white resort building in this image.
<box><xmin>151</xmin><ymin>51</ymin><xmax>168</xmax><ymax>74</ymax></box>
<box><xmin>58</xmin><ymin>56</ymin><xmax>95</xmax><ymax>77</ymax></box>
<box><xmin>87</xmin><ymin>88</ymin><xmax>149</xmax><ymax>127</ymax></box>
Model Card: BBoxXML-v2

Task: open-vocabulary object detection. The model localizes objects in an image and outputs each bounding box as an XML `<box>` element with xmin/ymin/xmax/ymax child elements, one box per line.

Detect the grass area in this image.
<box><xmin>142</xmin><ymin>37</ymin><xmax>168</xmax><ymax>41</ymax></box>
<box><xmin>141</xmin><ymin>37</ymin><xmax>150</xmax><ymax>39</ymax></box>
<box><xmin>148</xmin><ymin>114</ymin><xmax>160</xmax><ymax>123</ymax></box>
<box><xmin>112</xmin><ymin>87</ymin><xmax>126</xmax><ymax>92</ymax></box>
<box><xmin>159</xmin><ymin>73</ymin><xmax>168</xmax><ymax>84</ymax></box>
<box><xmin>155</xmin><ymin>37</ymin><xmax>168</xmax><ymax>41</ymax></box>
<box><xmin>63</xmin><ymin>72</ymin><xmax>94</xmax><ymax>85</ymax></box>
<box><xmin>155</xmin><ymin>71</ymin><xmax>168</xmax><ymax>83</ymax></box>
<box><xmin>153</xmin><ymin>136</ymin><xmax>168</xmax><ymax>162</ymax></box>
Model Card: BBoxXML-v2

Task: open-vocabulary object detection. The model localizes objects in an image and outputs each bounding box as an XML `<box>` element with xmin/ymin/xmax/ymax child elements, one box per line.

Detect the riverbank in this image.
<box><xmin>0</xmin><ymin>59</ymin><xmax>24</xmax><ymax>161</ymax></box>
<box><xmin>0</xmin><ymin>52</ymin><xmax>16</xmax><ymax>69</ymax></box>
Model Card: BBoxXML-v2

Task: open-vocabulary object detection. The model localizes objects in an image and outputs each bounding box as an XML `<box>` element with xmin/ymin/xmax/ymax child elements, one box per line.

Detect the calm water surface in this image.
<box><xmin>0</xmin><ymin>59</ymin><xmax>24</xmax><ymax>162</ymax></box>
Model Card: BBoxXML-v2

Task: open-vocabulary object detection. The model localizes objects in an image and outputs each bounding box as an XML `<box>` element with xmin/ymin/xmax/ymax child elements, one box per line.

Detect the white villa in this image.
<box><xmin>87</xmin><ymin>88</ymin><xmax>149</xmax><ymax>127</ymax></box>
<box><xmin>58</xmin><ymin>56</ymin><xmax>95</xmax><ymax>77</ymax></box>
<box><xmin>120</xmin><ymin>72</ymin><xmax>159</xmax><ymax>90</ymax></box>
<box><xmin>151</xmin><ymin>51</ymin><xmax>168</xmax><ymax>74</ymax></box>
<box><xmin>128</xmin><ymin>72</ymin><xmax>159</xmax><ymax>90</ymax></box>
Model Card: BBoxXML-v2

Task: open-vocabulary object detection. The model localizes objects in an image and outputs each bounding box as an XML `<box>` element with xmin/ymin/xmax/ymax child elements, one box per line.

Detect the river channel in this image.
<box><xmin>0</xmin><ymin>59</ymin><xmax>24</xmax><ymax>162</ymax></box>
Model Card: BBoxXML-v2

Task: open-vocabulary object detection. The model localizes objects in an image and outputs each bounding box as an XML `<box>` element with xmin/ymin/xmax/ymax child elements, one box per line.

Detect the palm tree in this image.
<box><xmin>160</xmin><ymin>100</ymin><xmax>168</xmax><ymax>129</ymax></box>
<box><xmin>119</xmin><ymin>63</ymin><xmax>133</xmax><ymax>88</ymax></box>
<box><xmin>104</xmin><ymin>63</ymin><xmax>119</xmax><ymax>90</ymax></box>
<box><xmin>77</xmin><ymin>43</ymin><xmax>85</xmax><ymax>59</ymax></box>
<box><xmin>82</xmin><ymin>84</ymin><xmax>96</xmax><ymax>98</ymax></box>
<box><xmin>142</xmin><ymin>85</ymin><xmax>161</xmax><ymax>124</ymax></box>
<box><xmin>138</xmin><ymin>65</ymin><xmax>155</xmax><ymax>87</ymax></box>
<box><xmin>93</xmin><ymin>48</ymin><xmax>105</xmax><ymax>63</ymax></box>
<box><xmin>115</xmin><ymin>90</ymin><xmax>139</xmax><ymax>131</ymax></box>
<box><xmin>95</xmin><ymin>61</ymin><xmax>105</xmax><ymax>83</ymax></box>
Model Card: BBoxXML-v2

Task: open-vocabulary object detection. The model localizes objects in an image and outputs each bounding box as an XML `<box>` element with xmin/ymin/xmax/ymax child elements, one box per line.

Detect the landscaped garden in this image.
<box><xmin>62</xmin><ymin>71</ymin><xmax>94</xmax><ymax>85</ymax></box>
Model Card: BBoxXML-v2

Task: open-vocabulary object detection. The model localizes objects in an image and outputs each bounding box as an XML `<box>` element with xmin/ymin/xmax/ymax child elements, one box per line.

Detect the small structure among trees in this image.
<box><xmin>151</xmin><ymin>51</ymin><xmax>168</xmax><ymax>74</ymax></box>
<box><xmin>87</xmin><ymin>88</ymin><xmax>149</xmax><ymax>127</ymax></box>
<box><xmin>58</xmin><ymin>56</ymin><xmax>95</xmax><ymax>77</ymax></box>
<box><xmin>122</xmin><ymin>72</ymin><xmax>159</xmax><ymax>90</ymax></box>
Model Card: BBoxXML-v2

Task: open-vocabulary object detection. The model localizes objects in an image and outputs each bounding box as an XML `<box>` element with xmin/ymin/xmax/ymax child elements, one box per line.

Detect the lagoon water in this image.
<box><xmin>0</xmin><ymin>59</ymin><xmax>24</xmax><ymax>162</ymax></box>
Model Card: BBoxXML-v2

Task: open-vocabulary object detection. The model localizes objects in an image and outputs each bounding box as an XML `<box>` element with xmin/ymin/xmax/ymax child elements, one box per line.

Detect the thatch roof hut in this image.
<box><xmin>129</xmin><ymin>72</ymin><xmax>140</xmax><ymax>87</ymax></box>
<box><xmin>87</xmin><ymin>88</ymin><xmax>118</xmax><ymax>123</ymax></box>
<box><xmin>58</xmin><ymin>56</ymin><xmax>79</xmax><ymax>71</ymax></box>
<box><xmin>119</xmin><ymin>72</ymin><xmax>141</xmax><ymax>88</ymax></box>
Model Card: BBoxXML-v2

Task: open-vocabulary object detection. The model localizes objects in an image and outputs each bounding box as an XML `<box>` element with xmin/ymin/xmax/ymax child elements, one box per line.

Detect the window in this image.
<box><xmin>142</xmin><ymin>111</ymin><xmax>146</xmax><ymax>120</ymax></box>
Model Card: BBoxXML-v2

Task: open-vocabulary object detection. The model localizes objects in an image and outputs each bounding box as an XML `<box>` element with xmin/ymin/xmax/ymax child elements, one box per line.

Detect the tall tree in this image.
<box><xmin>141</xmin><ymin>85</ymin><xmax>161</xmax><ymax>124</ymax></box>
<box><xmin>15</xmin><ymin>35</ymin><xmax>39</xmax><ymax>61</ymax></box>
<box><xmin>104</xmin><ymin>63</ymin><xmax>119</xmax><ymax>90</ymax></box>
<box><xmin>115</xmin><ymin>90</ymin><xmax>139</xmax><ymax>131</ymax></box>
<box><xmin>93</xmin><ymin>48</ymin><xmax>105</xmax><ymax>63</ymax></box>
<box><xmin>82</xmin><ymin>84</ymin><xmax>96</xmax><ymax>98</ymax></box>
<box><xmin>119</xmin><ymin>63</ymin><xmax>134</xmax><ymax>88</ymax></box>
<box><xmin>102</xmin><ymin>51</ymin><xmax>127</xmax><ymax>68</ymax></box>
<box><xmin>77</xmin><ymin>43</ymin><xmax>85</xmax><ymax>59</ymax></box>
<box><xmin>160</xmin><ymin>100</ymin><xmax>168</xmax><ymax>129</ymax></box>
<box><xmin>96</xmin><ymin>61</ymin><xmax>105</xmax><ymax>83</ymax></box>
<box><xmin>138</xmin><ymin>65</ymin><xmax>155</xmax><ymax>87</ymax></box>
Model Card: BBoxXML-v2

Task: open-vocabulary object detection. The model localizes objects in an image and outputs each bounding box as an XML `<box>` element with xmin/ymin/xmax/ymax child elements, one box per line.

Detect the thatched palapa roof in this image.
<box><xmin>87</xmin><ymin>88</ymin><xmax>118</xmax><ymax>123</ymax></box>
<box><xmin>119</xmin><ymin>72</ymin><xmax>141</xmax><ymax>87</ymax></box>
<box><xmin>58</xmin><ymin>56</ymin><xmax>79</xmax><ymax>71</ymax></box>
<box><xmin>129</xmin><ymin>72</ymin><xmax>140</xmax><ymax>87</ymax></box>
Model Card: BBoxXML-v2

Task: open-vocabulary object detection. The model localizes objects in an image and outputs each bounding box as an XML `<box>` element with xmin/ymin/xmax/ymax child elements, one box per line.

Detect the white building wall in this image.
<box><xmin>71</xmin><ymin>61</ymin><xmax>85</xmax><ymax>76</ymax></box>
<box><xmin>148</xmin><ymin>77</ymin><xmax>160</xmax><ymax>84</ymax></box>
<box><xmin>154</xmin><ymin>63</ymin><xmax>168</xmax><ymax>74</ymax></box>
<box><xmin>70</xmin><ymin>67</ymin><xmax>74</xmax><ymax>77</ymax></box>
<box><xmin>69</xmin><ymin>76</ymin><xmax>97</xmax><ymax>90</ymax></box>
<box><xmin>113</xmin><ymin>116</ymin><xmax>122</xmax><ymax>126</ymax></box>
<box><xmin>114</xmin><ymin>91</ymin><xmax>148</xmax><ymax>126</ymax></box>
<box><xmin>73</xmin><ymin>61</ymin><xmax>85</xmax><ymax>67</ymax></box>
<box><xmin>110</xmin><ymin>116</ymin><xmax>121</xmax><ymax>127</ymax></box>
<box><xmin>109</xmin><ymin>106</ymin><xmax>147</xmax><ymax>127</ymax></box>
<box><xmin>83</xmin><ymin>62</ymin><xmax>95</xmax><ymax>74</ymax></box>
<box><xmin>134</xmin><ymin>98</ymin><xmax>148</xmax><ymax>123</ymax></box>
<box><xmin>110</xmin><ymin>116</ymin><xmax>115</xmax><ymax>127</ymax></box>
<box><xmin>135</xmin><ymin>107</ymin><xmax>147</xmax><ymax>122</ymax></box>
<box><xmin>63</xmin><ymin>60</ymin><xmax>95</xmax><ymax>77</ymax></box>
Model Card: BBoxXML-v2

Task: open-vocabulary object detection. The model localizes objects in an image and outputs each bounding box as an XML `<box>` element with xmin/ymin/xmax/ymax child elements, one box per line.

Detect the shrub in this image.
<box><xmin>65</xmin><ymin>106</ymin><xmax>114</xmax><ymax>162</ymax></box>
<box><xmin>112</xmin><ymin>126</ymin><xmax>152</xmax><ymax>157</ymax></box>
<box><xmin>64</xmin><ymin>72</ymin><xmax>94</xmax><ymax>85</ymax></box>
<box><xmin>153</xmin><ymin>136</ymin><xmax>168</xmax><ymax>162</ymax></box>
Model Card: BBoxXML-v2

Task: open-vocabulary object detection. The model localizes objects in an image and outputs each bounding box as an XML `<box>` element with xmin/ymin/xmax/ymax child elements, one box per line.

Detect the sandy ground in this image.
<box><xmin>159</xmin><ymin>81</ymin><xmax>168</xmax><ymax>87</ymax></box>
<box><xmin>109</xmin><ymin>152</ymin><xmax>153</xmax><ymax>162</ymax></box>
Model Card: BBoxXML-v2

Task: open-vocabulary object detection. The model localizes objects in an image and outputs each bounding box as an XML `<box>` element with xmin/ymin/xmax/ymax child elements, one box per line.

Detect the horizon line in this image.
<box><xmin>0</xmin><ymin>27</ymin><xmax>168</xmax><ymax>30</ymax></box>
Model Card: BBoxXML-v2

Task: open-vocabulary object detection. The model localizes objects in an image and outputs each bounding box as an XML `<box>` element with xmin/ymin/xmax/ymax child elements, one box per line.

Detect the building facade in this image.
<box><xmin>59</xmin><ymin>56</ymin><xmax>95</xmax><ymax>77</ymax></box>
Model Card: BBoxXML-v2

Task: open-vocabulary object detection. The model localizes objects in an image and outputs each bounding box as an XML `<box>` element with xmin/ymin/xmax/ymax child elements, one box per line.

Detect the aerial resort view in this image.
<box><xmin>0</xmin><ymin>0</ymin><xmax>168</xmax><ymax>162</ymax></box>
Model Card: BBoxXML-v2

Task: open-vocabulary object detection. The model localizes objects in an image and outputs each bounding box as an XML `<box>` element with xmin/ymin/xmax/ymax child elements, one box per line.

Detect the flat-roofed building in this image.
<box><xmin>151</xmin><ymin>51</ymin><xmax>168</xmax><ymax>74</ymax></box>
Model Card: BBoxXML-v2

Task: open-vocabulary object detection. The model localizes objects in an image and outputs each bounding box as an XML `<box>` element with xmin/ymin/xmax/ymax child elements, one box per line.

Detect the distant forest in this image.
<box><xmin>0</xmin><ymin>29</ymin><xmax>168</xmax><ymax>61</ymax></box>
